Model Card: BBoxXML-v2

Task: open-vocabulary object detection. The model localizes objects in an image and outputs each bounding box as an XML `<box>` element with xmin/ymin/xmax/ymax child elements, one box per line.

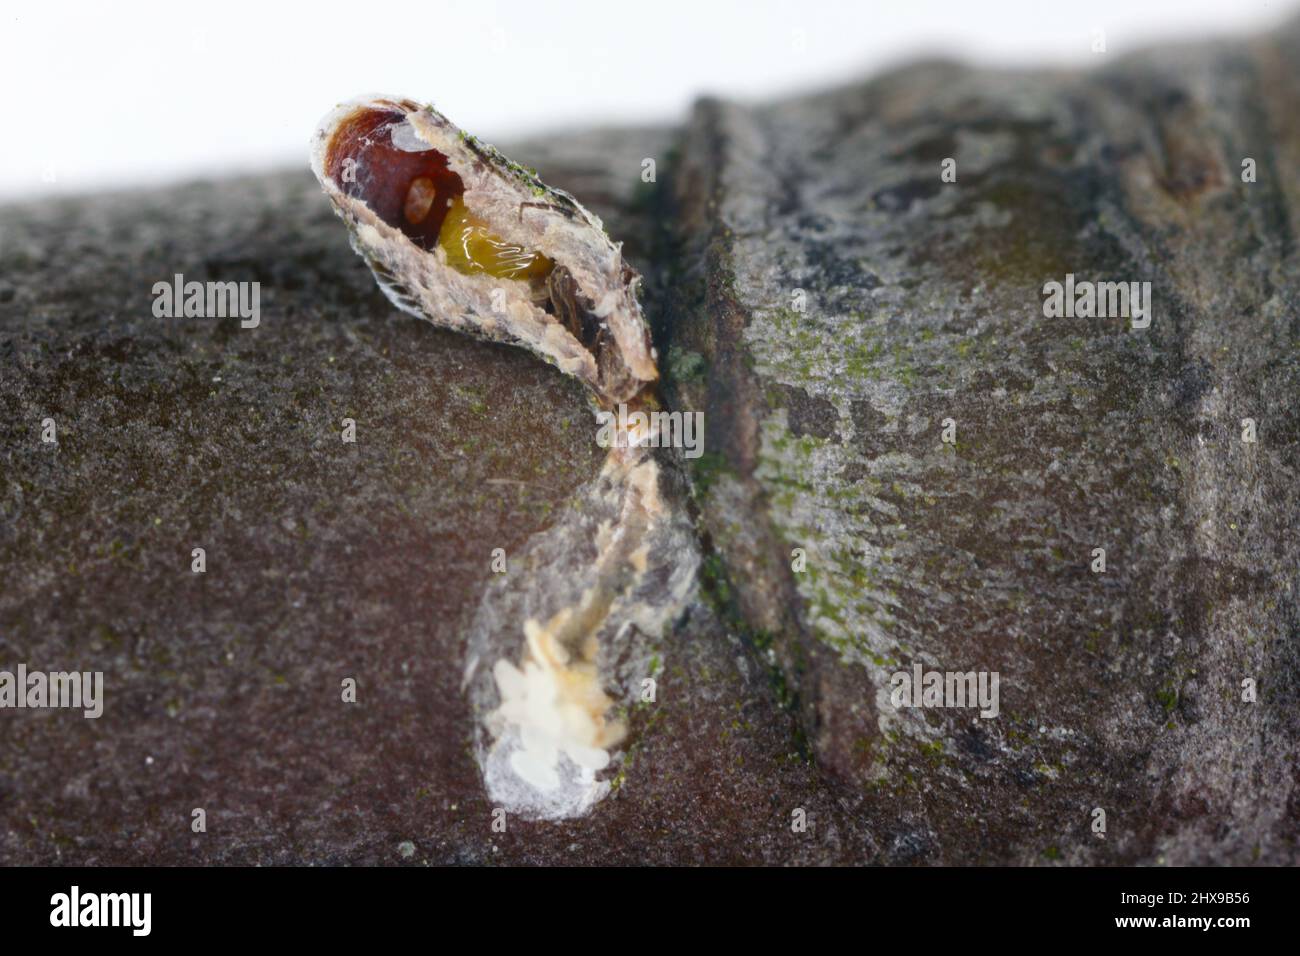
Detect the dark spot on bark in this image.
<box><xmin>873</xmin><ymin>177</ymin><xmax>942</xmax><ymax>212</ymax></box>
<box><xmin>770</xmin><ymin>383</ymin><xmax>839</xmax><ymax>441</ymax></box>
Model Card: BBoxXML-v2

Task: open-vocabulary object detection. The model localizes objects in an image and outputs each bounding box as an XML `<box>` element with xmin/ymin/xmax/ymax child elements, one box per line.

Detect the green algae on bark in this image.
<box><xmin>665</xmin><ymin>28</ymin><xmax>1300</xmax><ymax>863</ymax></box>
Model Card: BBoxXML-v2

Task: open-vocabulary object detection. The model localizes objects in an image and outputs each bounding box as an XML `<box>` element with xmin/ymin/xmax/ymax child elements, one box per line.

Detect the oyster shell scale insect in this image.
<box><xmin>310</xmin><ymin>96</ymin><xmax>698</xmax><ymax>819</ymax></box>
<box><xmin>309</xmin><ymin>95</ymin><xmax>659</xmax><ymax>409</ymax></box>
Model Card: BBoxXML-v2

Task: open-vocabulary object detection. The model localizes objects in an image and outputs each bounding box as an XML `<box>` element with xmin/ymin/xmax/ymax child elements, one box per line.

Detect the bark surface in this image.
<box><xmin>2</xmin><ymin>20</ymin><xmax>1298</xmax><ymax>863</ymax></box>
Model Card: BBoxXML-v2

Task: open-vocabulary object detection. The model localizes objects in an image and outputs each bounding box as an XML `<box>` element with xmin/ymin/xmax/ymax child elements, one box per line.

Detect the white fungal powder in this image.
<box><xmin>483</xmin><ymin>610</ymin><xmax>627</xmax><ymax>819</ymax></box>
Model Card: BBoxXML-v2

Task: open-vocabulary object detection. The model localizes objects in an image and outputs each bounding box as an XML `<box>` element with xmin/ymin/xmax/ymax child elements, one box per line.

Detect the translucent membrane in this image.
<box><xmin>438</xmin><ymin>196</ymin><xmax>554</xmax><ymax>281</ymax></box>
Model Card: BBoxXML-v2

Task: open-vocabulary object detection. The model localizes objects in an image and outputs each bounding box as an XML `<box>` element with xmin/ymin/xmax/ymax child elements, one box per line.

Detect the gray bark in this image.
<box><xmin>666</xmin><ymin>22</ymin><xmax>1300</xmax><ymax>864</ymax></box>
<box><xmin>2</xmin><ymin>17</ymin><xmax>1298</xmax><ymax>863</ymax></box>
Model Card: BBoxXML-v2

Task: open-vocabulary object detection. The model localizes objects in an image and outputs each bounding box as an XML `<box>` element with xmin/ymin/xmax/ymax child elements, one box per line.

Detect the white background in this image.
<box><xmin>0</xmin><ymin>0</ymin><xmax>1290</xmax><ymax>199</ymax></box>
